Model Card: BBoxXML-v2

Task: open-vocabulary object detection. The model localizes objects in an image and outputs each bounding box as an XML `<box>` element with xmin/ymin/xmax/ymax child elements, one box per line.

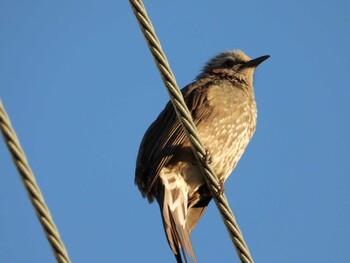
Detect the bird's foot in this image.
<box><xmin>214</xmin><ymin>179</ymin><xmax>225</xmax><ymax>197</ymax></box>
<box><xmin>202</xmin><ymin>149</ymin><xmax>212</xmax><ymax>164</ymax></box>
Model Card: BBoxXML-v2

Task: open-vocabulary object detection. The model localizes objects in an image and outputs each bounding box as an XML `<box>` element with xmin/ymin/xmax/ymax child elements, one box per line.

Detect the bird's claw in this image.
<box><xmin>202</xmin><ymin>149</ymin><xmax>212</xmax><ymax>164</ymax></box>
<box><xmin>214</xmin><ymin>179</ymin><xmax>225</xmax><ymax>197</ymax></box>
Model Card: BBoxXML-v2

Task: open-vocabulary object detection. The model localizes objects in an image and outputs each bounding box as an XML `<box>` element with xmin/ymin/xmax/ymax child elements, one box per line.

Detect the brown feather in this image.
<box><xmin>135</xmin><ymin>78</ymin><xmax>216</xmax><ymax>201</ymax></box>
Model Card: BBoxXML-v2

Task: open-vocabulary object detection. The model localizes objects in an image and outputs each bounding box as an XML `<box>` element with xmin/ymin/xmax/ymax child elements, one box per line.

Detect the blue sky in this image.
<box><xmin>1</xmin><ymin>1</ymin><xmax>349</xmax><ymax>262</ymax></box>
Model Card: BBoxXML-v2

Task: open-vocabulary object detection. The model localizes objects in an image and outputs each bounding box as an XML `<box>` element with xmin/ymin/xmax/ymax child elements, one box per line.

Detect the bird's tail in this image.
<box><xmin>167</xmin><ymin>205</ymin><xmax>197</xmax><ymax>263</ymax></box>
<box><xmin>159</xmin><ymin>170</ymin><xmax>197</xmax><ymax>263</ymax></box>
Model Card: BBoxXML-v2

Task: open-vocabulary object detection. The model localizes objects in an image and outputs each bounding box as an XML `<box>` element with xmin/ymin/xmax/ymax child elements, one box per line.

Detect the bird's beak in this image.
<box><xmin>242</xmin><ymin>55</ymin><xmax>270</xmax><ymax>68</ymax></box>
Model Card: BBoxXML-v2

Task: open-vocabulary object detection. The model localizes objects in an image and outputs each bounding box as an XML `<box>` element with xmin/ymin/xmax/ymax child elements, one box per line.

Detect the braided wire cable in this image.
<box><xmin>0</xmin><ymin>101</ymin><xmax>71</xmax><ymax>263</ymax></box>
<box><xmin>129</xmin><ymin>1</ymin><xmax>254</xmax><ymax>262</ymax></box>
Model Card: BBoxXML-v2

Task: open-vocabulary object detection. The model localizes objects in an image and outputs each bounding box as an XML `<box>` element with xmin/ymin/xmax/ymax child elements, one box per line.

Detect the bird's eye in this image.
<box><xmin>223</xmin><ymin>59</ymin><xmax>236</xmax><ymax>68</ymax></box>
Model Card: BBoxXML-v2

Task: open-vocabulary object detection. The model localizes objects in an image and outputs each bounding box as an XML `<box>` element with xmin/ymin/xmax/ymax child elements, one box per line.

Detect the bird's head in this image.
<box><xmin>197</xmin><ymin>50</ymin><xmax>269</xmax><ymax>85</ymax></box>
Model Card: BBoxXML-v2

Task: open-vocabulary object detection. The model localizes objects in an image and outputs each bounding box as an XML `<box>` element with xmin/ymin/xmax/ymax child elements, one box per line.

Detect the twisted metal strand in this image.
<box><xmin>0</xmin><ymin>100</ymin><xmax>71</xmax><ymax>263</ymax></box>
<box><xmin>129</xmin><ymin>1</ymin><xmax>254</xmax><ymax>262</ymax></box>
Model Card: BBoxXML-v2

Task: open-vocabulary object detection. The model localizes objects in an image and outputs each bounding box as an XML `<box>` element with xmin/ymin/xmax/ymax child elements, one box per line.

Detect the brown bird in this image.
<box><xmin>135</xmin><ymin>50</ymin><xmax>269</xmax><ymax>263</ymax></box>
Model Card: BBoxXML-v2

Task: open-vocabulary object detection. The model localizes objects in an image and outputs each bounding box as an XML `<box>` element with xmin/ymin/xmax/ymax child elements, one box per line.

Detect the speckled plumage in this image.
<box><xmin>135</xmin><ymin>50</ymin><xmax>269</xmax><ymax>263</ymax></box>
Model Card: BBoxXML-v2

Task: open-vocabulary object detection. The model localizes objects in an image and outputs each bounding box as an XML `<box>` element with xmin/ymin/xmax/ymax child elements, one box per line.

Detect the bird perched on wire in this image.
<box><xmin>135</xmin><ymin>50</ymin><xmax>269</xmax><ymax>263</ymax></box>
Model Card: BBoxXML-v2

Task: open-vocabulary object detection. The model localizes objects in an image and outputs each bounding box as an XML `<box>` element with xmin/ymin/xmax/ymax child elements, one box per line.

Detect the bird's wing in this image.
<box><xmin>135</xmin><ymin>78</ymin><xmax>216</xmax><ymax>199</ymax></box>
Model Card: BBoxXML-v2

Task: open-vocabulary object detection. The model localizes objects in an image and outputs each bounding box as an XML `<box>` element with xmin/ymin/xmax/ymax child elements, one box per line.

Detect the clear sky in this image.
<box><xmin>1</xmin><ymin>1</ymin><xmax>349</xmax><ymax>262</ymax></box>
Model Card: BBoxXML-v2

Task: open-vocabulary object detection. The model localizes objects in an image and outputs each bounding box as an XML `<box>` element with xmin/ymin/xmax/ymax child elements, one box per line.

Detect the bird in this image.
<box><xmin>135</xmin><ymin>50</ymin><xmax>269</xmax><ymax>263</ymax></box>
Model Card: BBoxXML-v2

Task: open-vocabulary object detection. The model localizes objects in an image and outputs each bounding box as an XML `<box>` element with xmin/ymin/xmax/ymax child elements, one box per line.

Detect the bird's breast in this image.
<box><xmin>197</xmin><ymin>85</ymin><xmax>257</xmax><ymax>181</ymax></box>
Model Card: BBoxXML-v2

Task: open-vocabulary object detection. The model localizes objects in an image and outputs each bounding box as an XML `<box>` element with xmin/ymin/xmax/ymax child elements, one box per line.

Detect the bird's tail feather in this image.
<box><xmin>160</xmin><ymin>170</ymin><xmax>197</xmax><ymax>262</ymax></box>
<box><xmin>167</xmin><ymin>205</ymin><xmax>197</xmax><ymax>263</ymax></box>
